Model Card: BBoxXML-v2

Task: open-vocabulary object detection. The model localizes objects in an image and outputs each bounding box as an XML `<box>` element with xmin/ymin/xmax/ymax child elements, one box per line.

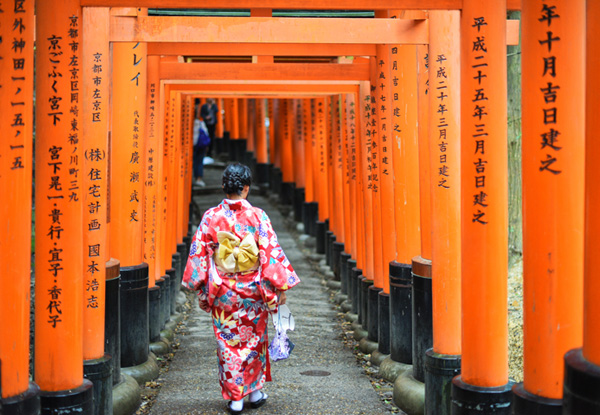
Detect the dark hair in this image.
<box><xmin>222</xmin><ymin>163</ymin><xmax>252</xmax><ymax>195</ymax></box>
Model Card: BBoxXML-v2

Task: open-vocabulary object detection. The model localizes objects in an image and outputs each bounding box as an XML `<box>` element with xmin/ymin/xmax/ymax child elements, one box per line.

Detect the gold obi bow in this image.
<box><xmin>215</xmin><ymin>231</ymin><xmax>259</xmax><ymax>274</ymax></box>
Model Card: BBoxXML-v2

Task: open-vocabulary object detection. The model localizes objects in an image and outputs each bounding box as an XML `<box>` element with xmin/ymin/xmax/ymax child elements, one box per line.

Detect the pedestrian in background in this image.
<box><xmin>201</xmin><ymin>98</ymin><xmax>218</xmax><ymax>161</ymax></box>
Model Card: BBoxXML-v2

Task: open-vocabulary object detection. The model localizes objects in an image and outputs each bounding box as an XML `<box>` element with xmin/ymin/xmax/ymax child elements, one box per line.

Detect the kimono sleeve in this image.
<box><xmin>256</xmin><ymin>210</ymin><xmax>300</xmax><ymax>307</ymax></box>
<box><xmin>182</xmin><ymin>209</ymin><xmax>216</xmax><ymax>293</ymax></box>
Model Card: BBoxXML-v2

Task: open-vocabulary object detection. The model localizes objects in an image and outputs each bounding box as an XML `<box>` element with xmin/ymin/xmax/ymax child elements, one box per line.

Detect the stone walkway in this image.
<box><xmin>148</xmin><ymin>165</ymin><xmax>395</xmax><ymax>415</ymax></box>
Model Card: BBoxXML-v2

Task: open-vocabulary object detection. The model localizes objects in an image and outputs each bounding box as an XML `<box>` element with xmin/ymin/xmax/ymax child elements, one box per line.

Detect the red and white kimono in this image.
<box><xmin>182</xmin><ymin>198</ymin><xmax>300</xmax><ymax>401</ymax></box>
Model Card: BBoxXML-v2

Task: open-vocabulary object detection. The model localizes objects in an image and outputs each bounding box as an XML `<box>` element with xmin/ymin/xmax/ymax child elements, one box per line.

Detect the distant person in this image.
<box><xmin>182</xmin><ymin>163</ymin><xmax>300</xmax><ymax>414</ymax></box>
<box><xmin>193</xmin><ymin>117</ymin><xmax>210</xmax><ymax>187</ymax></box>
<box><xmin>201</xmin><ymin>98</ymin><xmax>218</xmax><ymax>159</ymax></box>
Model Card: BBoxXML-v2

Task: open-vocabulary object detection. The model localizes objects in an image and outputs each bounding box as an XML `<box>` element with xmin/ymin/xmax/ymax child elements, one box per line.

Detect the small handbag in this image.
<box><xmin>269</xmin><ymin>305</ymin><xmax>295</xmax><ymax>361</ymax></box>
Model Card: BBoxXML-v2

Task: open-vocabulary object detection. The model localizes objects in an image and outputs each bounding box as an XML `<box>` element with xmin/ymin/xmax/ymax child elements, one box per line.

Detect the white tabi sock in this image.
<box><xmin>249</xmin><ymin>390</ymin><xmax>268</xmax><ymax>403</ymax></box>
<box><xmin>230</xmin><ymin>399</ymin><xmax>243</xmax><ymax>411</ymax></box>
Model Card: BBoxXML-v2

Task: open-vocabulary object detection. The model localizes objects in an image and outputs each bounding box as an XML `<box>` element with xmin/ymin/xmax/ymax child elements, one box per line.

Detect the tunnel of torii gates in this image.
<box><xmin>2</xmin><ymin>1</ymin><xmax>600</xmax><ymax>415</ymax></box>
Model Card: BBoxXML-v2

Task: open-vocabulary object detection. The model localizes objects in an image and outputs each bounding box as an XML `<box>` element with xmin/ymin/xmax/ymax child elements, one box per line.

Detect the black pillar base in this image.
<box><xmin>244</xmin><ymin>151</ymin><xmax>254</xmax><ymax>170</ymax></box>
<box><xmin>40</xmin><ymin>379</ymin><xmax>94</xmax><ymax>415</ymax></box>
<box><xmin>105</xmin><ymin>259</ymin><xmax>121</xmax><ymax>386</ymax></box>
<box><xmin>340</xmin><ymin>253</ymin><xmax>352</xmax><ymax>295</ymax></box>
<box><xmin>236</xmin><ymin>138</ymin><xmax>247</xmax><ymax>161</ymax></box>
<box><xmin>271</xmin><ymin>167</ymin><xmax>282</xmax><ymax>194</ymax></box>
<box><xmin>346</xmin><ymin>259</ymin><xmax>357</xmax><ymax>300</ymax></box>
<box><xmin>511</xmin><ymin>383</ymin><xmax>561</xmax><ymax>415</ymax></box>
<box><xmin>149</xmin><ymin>284</ymin><xmax>161</xmax><ymax>343</ymax></box>
<box><xmin>302</xmin><ymin>201</ymin><xmax>315</xmax><ymax>235</ymax></box>
<box><xmin>256</xmin><ymin>163</ymin><xmax>271</xmax><ymax>186</ymax></box>
<box><xmin>160</xmin><ymin>274</ymin><xmax>171</xmax><ymax>326</ymax></box>
<box><xmin>389</xmin><ymin>261</ymin><xmax>413</xmax><ymax>364</ymax></box>
<box><xmin>451</xmin><ymin>376</ymin><xmax>513</xmax><ymax>414</ymax></box>
<box><xmin>563</xmin><ymin>348</ymin><xmax>600</xmax><ymax>414</ymax></box>
<box><xmin>167</xmin><ymin>268</ymin><xmax>177</xmax><ymax>315</ymax></box>
<box><xmin>120</xmin><ymin>263</ymin><xmax>149</xmax><ymax>368</ymax></box>
<box><xmin>84</xmin><ymin>354</ymin><xmax>113</xmax><ymax>415</ymax></box>
<box><xmin>412</xmin><ymin>256</ymin><xmax>433</xmax><ymax>382</ymax></box>
<box><xmin>357</xmin><ymin>275</ymin><xmax>366</xmax><ymax>325</ymax></box>
<box><xmin>293</xmin><ymin>187</ymin><xmax>305</xmax><ymax>222</ymax></box>
<box><xmin>425</xmin><ymin>349</ymin><xmax>461</xmax><ymax>415</ymax></box>
<box><xmin>222</xmin><ymin>131</ymin><xmax>231</xmax><ymax>156</ymax></box>
<box><xmin>351</xmin><ymin>268</ymin><xmax>362</xmax><ymax>315</ymax></box>
<box><xmin>177</xmin><ymin>243</ymin><xmax>187</xmax><ymax>273</ymax></box>
<box><xmin>280</xmin><ymin>182</ymin><xmax>295</xmax><ymax>205</ymax></box>
<box><xmin>368</xmin><ymin>285</ymin><xmax>383</xmax><ymax>342</ymax></box>
<box><xmin>325</xmin><ymin>231</ymin><xmax>335</xmax><ymax>266</ymax></box>
<box><xmin>183</xmin><ymin>236</ymin><xmax>192</xmax><ymax>259</ymax></box>
<box><xmin>228</xmin><ymin>138</ymin><xmax>237</xmax><ymax>161</ymax></box>
<box><xmin>315</xmin><ymin>221</ymin><xmax>327</xmax><ymax>254</ymax></box>
<box><xmin>361</xmin><ymin>278</ymin><xmax>374</xmax><ymax>331</ymax></box>
<box><xmin>1</xmin><ymin>382</ymin><xmax>40</xmax><ymax>415</ymax></box>
<box><xmin>378</xmin><ymin>291</ymin><xmax>391</xmax><ymax>355</ymax></box>
<box><xmin>310</xmin><ymin>203</ymin><xmax>319</xmax><ymax>236</ymax></box>
<box><xmin>171</xmin><ymin>252</ymin><xmax>181</xmax><ymax>282</ymax></box>
<box><xmin>332</xmin><ymin>242</ymin><xmax>344</xmax><ymax>281</ymax></box>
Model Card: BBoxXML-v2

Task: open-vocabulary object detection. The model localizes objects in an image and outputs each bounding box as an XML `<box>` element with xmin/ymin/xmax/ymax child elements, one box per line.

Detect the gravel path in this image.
<box><xmin>147</xmin><ymin>165</ymin><xmax>395</xmax><ymax>415</ymax></box>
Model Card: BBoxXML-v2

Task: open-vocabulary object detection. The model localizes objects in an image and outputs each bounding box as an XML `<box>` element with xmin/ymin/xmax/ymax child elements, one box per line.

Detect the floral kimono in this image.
<box><xmin>182</xmin><ymin>198</ymin><xmax>300</xmax><ymax>401</ymax></box>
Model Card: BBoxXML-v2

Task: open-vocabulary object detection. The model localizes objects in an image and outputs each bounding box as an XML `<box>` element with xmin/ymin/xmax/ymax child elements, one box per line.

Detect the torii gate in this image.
<box><xmin>2</xmin><ymin>2</ymin><xmax>600</xmax><ymax>415</ymax></box>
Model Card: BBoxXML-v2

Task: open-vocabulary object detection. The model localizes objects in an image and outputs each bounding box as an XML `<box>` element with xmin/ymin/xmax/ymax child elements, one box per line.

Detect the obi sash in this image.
<box><xmin>214</xmin><ymin>231</ymin><xmax>259</xmax><ymax>274</ymax></box>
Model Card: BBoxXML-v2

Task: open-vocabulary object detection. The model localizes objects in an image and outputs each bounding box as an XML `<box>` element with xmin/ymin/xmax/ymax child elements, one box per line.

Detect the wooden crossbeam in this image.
<box><xmin>159</xmin><ymin>61</ymin><xmax>370</xmax><ymax>81</ymax></box>
<box><xmin>165</xmin><ymin>82</ymin><xmax>359</xmax><ymax>95</ymax></box>
<box><xmin>148</xmin><ymin>42</ymin><xmax>377</xmax><ymax>56</ymax></box>
<box><xmin>83</xmin><ymin>0</ymin><xmax>522</xmax><ymax>11</ymax></box>
<box><xmin>110</xmin><ymin>16</ymin><xmax>429</xmax><ymax>45</ymax></box>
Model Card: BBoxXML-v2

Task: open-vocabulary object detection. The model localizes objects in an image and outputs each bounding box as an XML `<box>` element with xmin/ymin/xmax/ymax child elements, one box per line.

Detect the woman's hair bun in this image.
<box><xmin>222</xmin><ymin>162</ymin><xmax>252</xmax><ymax>195</ymax></box>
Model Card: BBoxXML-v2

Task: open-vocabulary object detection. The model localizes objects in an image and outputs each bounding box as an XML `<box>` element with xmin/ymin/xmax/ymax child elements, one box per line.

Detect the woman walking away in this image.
<box><xmin>182</xmin><ymin>163</ymin><xmax>300</xmax><ymax>414</ymax></box>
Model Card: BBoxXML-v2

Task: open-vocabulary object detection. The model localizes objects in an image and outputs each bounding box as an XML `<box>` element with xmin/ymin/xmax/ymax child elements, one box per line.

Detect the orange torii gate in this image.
<box><xmin>4</xmin><ymin>2</ymin><xmax>600</xmax><ymax>415</ymax></box>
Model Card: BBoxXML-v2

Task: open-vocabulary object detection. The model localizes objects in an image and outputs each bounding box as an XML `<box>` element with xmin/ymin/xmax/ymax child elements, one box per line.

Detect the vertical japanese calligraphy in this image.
<box><xmin>145</xmin><ymin>55</ymin><xmax>160</xmax><ymax>281</ymax></box>
<box><xmin>110</xmin><ymin>42</ymin><xmax>147</xmax><ymax>266</ymax></box>
<box><xmin>429</xmin><ymin>9</ymin><xmax>462</xmax><ymax>357</ymax></box>
<box><xmin>316</xmin><ymin>97</ymin><xmax>329</xmax><ymax>222</ymax></box>
<box><xmin>521</xmin><ymin>0</ymin><xmax>585</xmax><ymax>399</ymax></box>
<box><xmin>0</xmin><ymin>0</ymin><xmax>34</xmax><ymax>398</ymax></box>
<box><xmin>35</xmin><ymin>0</ymin><xmax>84</xmax><ymax>391</ymax></box>
<box><xmin>460</xmin><ymin>0</ymin><xmax>508</xmax><ymax>387</ymax></box>
<box><xmin>82</xmin><ymin>6</ymin><xmax>109</xmax><ymax>359</ymax></box>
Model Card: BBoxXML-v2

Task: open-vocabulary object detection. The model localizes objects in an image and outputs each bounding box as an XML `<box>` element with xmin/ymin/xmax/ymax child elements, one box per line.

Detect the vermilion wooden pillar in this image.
<box><xmin>562</xmin><ymin>4</ymin><xmax>600</xmax><ymax>413</ymax></box>
<box><xmin>81</xmin><ymin>8</ymin><xmax>113</xmax><ymax>413</ymax></box>
<box><xmin>216</xmin><ymin>97</ymin><xmax>224</xmax><ymax>139</ymax></box>
<box><xmin>292</xmin><ymin>99</ymin><xmax>306</xmax><ymax>222</ymax></box>
<box><xmin>515</xmin><ymin>2</ymin><xmax>585</xmax><ymax>412</ymax></box>
<box><xmin>0</xmin><ymin>0</ymin><xmax>39</xmax><ymax>410</ymax></box>
<box><xmin>346</xmin><ymin>93</ymin><xmax>364</xmax><ymax>269</ymax></box>
<box><xmin>145</xmin><ymin>56</ymin><xmax>162</xmax><ymax>278</ymax></box>
<box><xmin>268</xmin><ymin>99</ymin><xmax>277</xmax><ymax>166</ymax></box>
<box><xmin>342</xmin><ymin>95</ymin><xmax>356</xmax><ymax>261</ymax></box>
<box><xmin>368</xmin><ymin>57</ymin><xmax>384</xmax><ymax>292</ymax></box>
<box><xmin>359</xmin><ymin>82</ymin><xmax>375</xmax><ymax>283</ymax></box>
<box><xmin>331</xmin><ymin>94</ymin><xmax>346</xmax><ymax>279</ymax></box>
<box><xmin>315</xmin><ymin>97</ymin><xmax>330</xmax><ymax>254</ymax></box>
<box><xmin>280</xmin><ymin>99</ymin><xmax>295</xmax><ymax>205</ymax></box>
<box><xmin>111</xmin><ymin>38</ymin><xmax>152</xmax><ymax>373</ymax></box>
<box><xmin>247</xmin><ymin>98</ymin><xmax>256</xmax><ymax>154</ymax></box>
<box><xmin>424</xmin><ymin>11</ymin><xmax>463</xmax><ymax>415</ymax></box>
<box><xmin>371</xmin><ymin>21</ymin><xmax>395</xmax><ymax>355</ymax></box>
<box><xmin>416</xmin><ymin>44</ymin><xmax>433</xmax><ymax>263</ymax></box>
<box><xmin>34</xmin><ymin>0</ymin><xmax>93</xmax><ymax>411</ymax></box>
<box><xmin>110</xmin><ymin>41</ymin><xmax>146</xmax><ymax>267</ymax></box>
<box><xmin>255</xmin><ymin>98</ymin><xmax>270</xmax><ymax>185</ymax></box>
<box><xmin>231</xmin><ymin>98</ymin><xmax>240</xmax><ymax>140</ymax></box>
<box><xmin>239</xmin><ymin>98</ymin><xmax>248</xmax><ymax>139</ymax></box>
<box><xmin>301</xmin><ymin>98</ymin><xmax>318</xmax><ymax>236</ymax></box>
<box><xmin>454</xmin><ymin>1</ymin><xmax>511</xmax><ymax>412</ymax></box>
<box><xmin>389</xmin><ymin>10</ymin><xmax>427</xmax><ymax>382</ymax></box>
